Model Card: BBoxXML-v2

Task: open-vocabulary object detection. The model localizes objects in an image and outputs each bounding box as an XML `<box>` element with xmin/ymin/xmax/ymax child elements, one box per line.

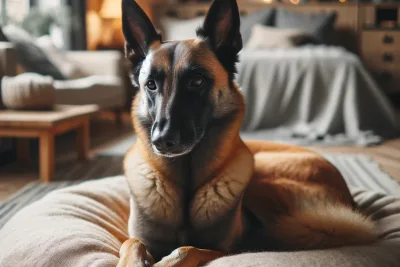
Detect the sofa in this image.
<box><xmin>0</xmin><ymin>41</ymin><xmax>129</xmax><ymax>112</ymax></box>
<box><xmin>53</xmin><ymin>50</ymin><xmax>129</xmax><ymax>110</ymax></box>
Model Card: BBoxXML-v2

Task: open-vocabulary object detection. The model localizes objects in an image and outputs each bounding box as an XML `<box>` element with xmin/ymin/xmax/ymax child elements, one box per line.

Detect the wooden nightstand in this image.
<box><xmin>361</xmin><ymin>29</ymin><xmax>400</xmax><ymax>94</ymax></box>
<box><xmin>359</xmin><ymin>4</ymin><xmax>400</xmax><ymax>95</ymax></box>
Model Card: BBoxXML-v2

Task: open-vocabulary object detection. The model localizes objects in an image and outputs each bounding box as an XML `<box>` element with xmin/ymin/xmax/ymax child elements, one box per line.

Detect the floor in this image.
<box><xmin>1</xmin><ymin>117</ymin><xmax>400</xmax><ymax>202</ymax></box>
<box><xmin>0</xmin><ymin>118</ymin><xmax>133</xmax><ymax>201</ymax></box>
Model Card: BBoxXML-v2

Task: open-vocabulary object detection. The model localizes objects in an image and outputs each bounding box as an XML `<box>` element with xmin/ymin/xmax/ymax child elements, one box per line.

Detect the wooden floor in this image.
<box><xmin>1</xmin><ymin>118</ymin><xmax>400</xmax><ymax>202</ymax></box>
<box><xmin>0</xmin><ymin>118</ymin><xmax>133</xmax><ymax>202</ymax></box>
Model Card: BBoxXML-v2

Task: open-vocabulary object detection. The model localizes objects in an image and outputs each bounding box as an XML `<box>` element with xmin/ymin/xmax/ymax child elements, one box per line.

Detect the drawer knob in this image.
<box><xmin>196</xmin><ymin>11</ymin><xmax>206</xmax><ymax>16</ymax></box>
<box><xmin>383</xmin><ymin>35</ymin><xmax>394</xmax><ymax>44</ymax></box>
<box><xmin>382</xmin><ymin>53</ymin><xmax>394</xmax><ymax>62</ymax></box>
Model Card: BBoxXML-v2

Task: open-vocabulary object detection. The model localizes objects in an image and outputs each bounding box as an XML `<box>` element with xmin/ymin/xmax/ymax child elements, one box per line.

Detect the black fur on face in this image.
<box><xmin>122</xmin><ymin>0</ymin><xmax>243</xmax><ymax>157</ymax></box>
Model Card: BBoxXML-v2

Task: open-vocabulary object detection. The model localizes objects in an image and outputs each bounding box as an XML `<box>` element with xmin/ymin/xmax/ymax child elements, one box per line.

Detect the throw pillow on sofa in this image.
<box><xmin>275</xmin><ymin>8</ymin><xmax>337</xmax><ymax>43</ymax></box>
<box><xmin>36</xmin><ymin>36</ymin><xmax>87</xmax><ymax>79</ymax></box>
<box><xmin>2</xmin><ymin>24</ymin><xmax>65</xmax><ymax>80</ymax></box>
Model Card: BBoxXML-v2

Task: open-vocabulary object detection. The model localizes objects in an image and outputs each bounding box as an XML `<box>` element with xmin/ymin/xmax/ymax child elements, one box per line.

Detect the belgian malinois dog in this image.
<box><xmin>119</xmin><ymin>0</ymin><xmax>376</xmax><ymax>266</ymax></box>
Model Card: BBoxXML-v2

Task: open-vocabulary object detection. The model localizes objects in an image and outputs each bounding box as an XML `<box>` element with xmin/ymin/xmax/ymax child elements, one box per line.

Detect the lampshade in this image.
<box><xmin>100</xmin><ymin>0</ymin><xmax>122</xmax><ymax>19</ymax></box>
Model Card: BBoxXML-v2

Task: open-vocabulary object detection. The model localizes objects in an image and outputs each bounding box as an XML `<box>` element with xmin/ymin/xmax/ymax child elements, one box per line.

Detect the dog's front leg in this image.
<box><xmin>153</xmin><ymin>247</ymin><xmax>224</xmax><ymax>267</ymax></box>
<box><xmin>117</xmin><ymin>238</ymin><xmax>155</xmax><ymax>267</ymax></box>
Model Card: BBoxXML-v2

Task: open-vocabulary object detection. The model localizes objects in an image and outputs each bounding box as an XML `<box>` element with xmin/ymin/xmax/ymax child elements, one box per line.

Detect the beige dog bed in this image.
<box><xmin>0</xmin><ymin>176</ymin><xmax>399</xmax><ymax>267</ymax></box>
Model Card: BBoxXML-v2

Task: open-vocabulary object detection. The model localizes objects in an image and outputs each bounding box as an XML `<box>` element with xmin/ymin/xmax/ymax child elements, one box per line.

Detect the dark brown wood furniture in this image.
<box><xmin>359</xmin><ymin>4</ymin><xmax>400</xmax><ymax>94</ymax></box>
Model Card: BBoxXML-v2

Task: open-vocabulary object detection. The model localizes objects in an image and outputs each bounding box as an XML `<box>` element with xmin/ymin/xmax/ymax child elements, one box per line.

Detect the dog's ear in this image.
<box><xmin>122</xmin><ymin>0</ymin><xmax>160</xmax><ymax>60</ymax></box>
<box><xmin>197</xmin><ymin>0</ymin><xmax>242</xmax><ymax>75</ymax></box>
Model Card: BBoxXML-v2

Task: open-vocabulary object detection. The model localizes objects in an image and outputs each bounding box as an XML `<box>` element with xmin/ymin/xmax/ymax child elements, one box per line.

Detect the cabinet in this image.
<box><xmin>359</xmin><ymin>5</ymin><xmax>400</xmax><ymax>94</ymax></box>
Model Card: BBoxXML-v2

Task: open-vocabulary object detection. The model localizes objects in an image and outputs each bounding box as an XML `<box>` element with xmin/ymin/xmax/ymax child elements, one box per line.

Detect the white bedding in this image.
<box><xmin>237</xmin><ymin>45</ymin><xmax>399</xmax><ymax>146</ymax></box>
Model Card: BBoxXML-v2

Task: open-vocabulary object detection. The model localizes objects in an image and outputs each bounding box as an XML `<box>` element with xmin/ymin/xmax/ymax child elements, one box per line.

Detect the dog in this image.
<box><xmin>118</xmin><ymin>0</ymin><xmax>376</xmax><ymax>266</ymax></box>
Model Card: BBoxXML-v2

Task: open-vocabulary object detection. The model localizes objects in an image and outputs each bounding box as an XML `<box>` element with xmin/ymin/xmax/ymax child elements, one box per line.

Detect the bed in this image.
<box><xmin>237</xmin><ymin>46</ymin><xmax>398</xmax><ymax>146</ymax></box>
<box><xmin>156</xmin><ymin>3</ymin><xmax>399</xmax><ymax>146</ymax></box>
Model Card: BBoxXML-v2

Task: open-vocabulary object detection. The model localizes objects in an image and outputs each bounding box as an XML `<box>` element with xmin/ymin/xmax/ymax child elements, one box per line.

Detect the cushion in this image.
<box><xmin>53</xmin><ymin>75</ymin><xmax>126</xmax><ymax>109</ymax></box>
<box><xmin>160</xmin><ymin>16</ymin><xmax>204</xmax><ymax>41</ymax></box>
<box><xmin>275</xmin><ymin>8</ymin><xmax>337</xmax><ymax>43</ymax></box>
<box><xmin>0</xmin><ymin>176</ymin><xmax>399</xmax><ymax>267</ymax></box>
<box><xmin>240</xmin><ymin>8</ymin><xmax>275</xmax><ymax>46</ymax></box>
<box><xmin>160</xmin><ymin>8</ymin><xmax>275</xmax><ymax>45</ymax></box>
<box><xmin>245</xmin><ymin>24</ymin><xmax>316</xmax><ymax>50</ymax></box>
<box><xmin>36</xmin><ymin>36</ymin><xmax>87</xmax><ymax>79</ymax></box>
<box><xmin>2</xmin><ymin>25</ymin><xmax>65</xmax><ymax>80</ymax></box>
<box><xmin>1</xmin><ymin>73</ymin><xmax>55</xmax><ymax>110</ymax></box>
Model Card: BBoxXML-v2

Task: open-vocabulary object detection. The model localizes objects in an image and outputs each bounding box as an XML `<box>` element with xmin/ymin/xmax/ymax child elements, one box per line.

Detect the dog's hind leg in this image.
<box><xmin>153</xmin><ymin>247</ymin><xmax>224</xmax><ymax>267</ymax></box>
<box><xmin>244</xmin><ymin>178</ymin><xmax>376</xmax><ymax>250</ymax></box>
<box><xmin>117</xmin><ymin>238</ymin><xmax>155</xmax><ymax>267</ymax></box>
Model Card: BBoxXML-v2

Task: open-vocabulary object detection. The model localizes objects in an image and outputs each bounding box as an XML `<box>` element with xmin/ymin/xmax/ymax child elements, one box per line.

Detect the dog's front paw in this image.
<box><xmin>153</xmin><ymin>246</ymin><xmax>224</xmax><ymax>267</ymax></box>
<box><xmin>117</xmin><ymin>238</ymin><xmax>154</xmax><ymax>267</ymax></box>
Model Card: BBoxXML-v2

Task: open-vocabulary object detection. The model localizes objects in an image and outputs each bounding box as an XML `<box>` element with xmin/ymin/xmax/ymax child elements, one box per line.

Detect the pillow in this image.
<box><xmin>2</xmin><ymin>25</ymin><xmax>66</xmax><ymax>80</ymax></box>
<box><xmin>245</xmin><ymin>24</ymin><xmax>317</xmax><ymax>50</ymax></box>
<box><xmin>36</xmin><ymin>36</ymin><xmax>87</xmax><ymax>79</ymax></box>
<box><xmin>275</xmin><ymin>8</ymin><xmax>337</xmax><ymax>43</ymax></box>
<box><xmin>160</xmin><ymin>16</ymin><xmax>204</xmax><ymax>41</ymax></box>
<box><xmin>240</xmin><ymin>8</ymin><xmax>275</xmax><ymax>46</ymax></box>
<box><xmin>1</xmin><ymin>73</ymin><xmax>55</xmax><ymax>110</ymax></box>
<box><xmin>0</xmin><ymin>177</ymin><xmax>400</xmax><ymax>267</ymax></box>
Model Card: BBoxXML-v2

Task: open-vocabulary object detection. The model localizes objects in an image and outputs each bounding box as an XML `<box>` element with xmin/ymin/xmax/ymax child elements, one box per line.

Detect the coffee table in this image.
<box><xmin>0</xmin><ymin>105</ymin><xmax>99</xmax><ymax>182</ymax></box>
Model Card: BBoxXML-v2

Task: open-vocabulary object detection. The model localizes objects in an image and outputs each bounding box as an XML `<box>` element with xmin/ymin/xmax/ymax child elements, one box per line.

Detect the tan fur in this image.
<box><xmin>121</xmin><ymin>18</ymin><xmax>375</xmax><ymax>267</ymax></box>
<box><xmin>243</xmin><ymin>141</ymin><xmax>376</xmax><ymax>250</ymax></box>
<box><xmin>124</xmin><ymin>146</ymin><xmax>182</xmax><ymax>225</ymax></box>
<box><xmin>273</xmin><ymin>203</ymin><xmax>376</xmax><ymax>249</ymax></box>
<box><xmin>190</xmin><ymin>142</ymin><xmax>253</xmax><ymax>228</ymax></box>
<box><xmin>122</xmin><ymin>52</ymin><xmax>376</xmax><ymax>266</ymax></box>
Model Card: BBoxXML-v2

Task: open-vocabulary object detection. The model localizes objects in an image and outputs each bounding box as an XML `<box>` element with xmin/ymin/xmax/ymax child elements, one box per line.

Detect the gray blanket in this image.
<box><xmin>237</xmin><ymin>46</ymin><xmax>399</xmax><ymax>146</ymax></box>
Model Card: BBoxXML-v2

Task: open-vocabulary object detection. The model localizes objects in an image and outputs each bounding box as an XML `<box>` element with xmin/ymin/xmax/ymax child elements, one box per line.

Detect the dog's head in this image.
<box><xmin>122</xmin><ymin>0</ymin><xmax>243</xmax><ymax>157</ymax></box>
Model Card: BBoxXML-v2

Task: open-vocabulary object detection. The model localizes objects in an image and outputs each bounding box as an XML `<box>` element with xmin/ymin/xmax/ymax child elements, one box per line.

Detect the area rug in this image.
<box><xmin>0</xmin><ymin>154</ymin><xmax>399</xmax><ymax>229</ymax></box>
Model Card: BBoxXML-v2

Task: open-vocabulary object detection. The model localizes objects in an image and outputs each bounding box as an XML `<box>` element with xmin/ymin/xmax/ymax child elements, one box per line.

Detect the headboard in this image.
<box><xmin>156</xmin><ymin>3</ymin><xmax>360</xmax><ymax>53</ymax></box>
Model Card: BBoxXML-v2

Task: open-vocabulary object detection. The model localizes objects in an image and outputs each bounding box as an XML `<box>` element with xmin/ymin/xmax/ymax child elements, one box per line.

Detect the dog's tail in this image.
<box><xmin>272</xmin><ymin>202</ymin><xmax>376</xmax><ymax>249</ymax></box>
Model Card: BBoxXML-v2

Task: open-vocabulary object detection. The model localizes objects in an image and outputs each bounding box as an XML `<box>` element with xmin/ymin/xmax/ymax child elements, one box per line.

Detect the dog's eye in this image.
<box><xmin>146</xmin><ymin>80</ymin><xmax>157</xmax><ymax>91</ymax></box>
<box><xmin>188</xmin><ymin>76</ymin><xmax>205</xmax><ymax>89</ymax></box>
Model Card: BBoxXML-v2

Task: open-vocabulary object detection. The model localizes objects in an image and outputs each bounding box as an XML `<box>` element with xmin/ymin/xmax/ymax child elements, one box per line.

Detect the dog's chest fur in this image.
<box><xmin>124</xmin><ymin>142</ymin><xmax>253</xmax><ymax>259</ymax></box>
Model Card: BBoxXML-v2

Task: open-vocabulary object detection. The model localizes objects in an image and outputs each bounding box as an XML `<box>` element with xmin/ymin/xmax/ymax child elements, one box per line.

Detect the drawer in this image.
<box><xmin>362</xmin><ymin>31</ymin><xmax>400</xmax><ymax>53</ymax></box>
<box><xmin>363</xmin><ymin>52</ymin><xmax>400</xmax><ymax>71</ymax></box>
<box><xmin>371</xmin><ymin>67</ymin><xmax>400</xmax><ymax>93</ymax></box>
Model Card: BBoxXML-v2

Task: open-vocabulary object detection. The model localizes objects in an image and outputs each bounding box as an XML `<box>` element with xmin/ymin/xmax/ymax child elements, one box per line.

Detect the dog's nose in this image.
<box><xmin>151</xmin><ymin>119</ymin><xmax>180</xmax><ymax>153</ymax></box>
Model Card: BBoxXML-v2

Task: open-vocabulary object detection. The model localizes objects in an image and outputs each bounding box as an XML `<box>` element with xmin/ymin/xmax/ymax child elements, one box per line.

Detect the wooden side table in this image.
<box><xmin>0</xmin><ymin>105</ymin><xmax>99</xmax><ymax>182</ymax></box>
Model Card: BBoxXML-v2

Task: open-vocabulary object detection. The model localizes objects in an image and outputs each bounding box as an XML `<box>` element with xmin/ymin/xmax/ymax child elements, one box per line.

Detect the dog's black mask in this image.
<box><xmin>122</xmin><ymin>0</ymin><xmax>242</xmax><ymax>157</ymax></box>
